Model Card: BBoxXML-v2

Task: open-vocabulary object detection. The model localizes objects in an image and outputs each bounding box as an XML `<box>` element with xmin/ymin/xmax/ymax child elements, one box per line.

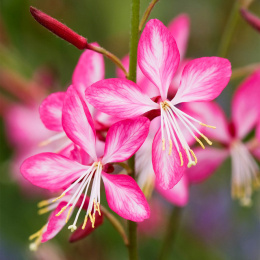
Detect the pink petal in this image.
<box><xmin>102</xmin><ymin>172</ymin><xmax>150</xmax><ymax>222</ymax></box>
<box><xmin>138</xmin><ymin>19</ymin><xmax>180</xmax><ymax>100</ymax></box>
<box><xmin>69</xmin><ymin>211</ymin><xmax>103</xmax><ymax>243</ymax></box>
<box><xmin>187</xmin><ymin>101</ymin><xmax>231</xmax><ymax>144</ymax></box>
<box><xmin>172</xmin><ymin>57</ymin><xmax>231</xmax><ymax>105</ymax></box>
<box><xmin>42</xmin><ymin>201</ymin><xmax>71</xmax><ymax>242</ymax></box>
<box><xmin>20</xmin><ymin>152</ymin><xmax>88</xmax><ymax>190</ymax></box>
<box><xmin>231</xmin><ymin>69</ymin><xmax>260</xmax><ymax>139</ymax></box>
<box><xmin>85</xmin><ymin>78</ymin><xmax>158</xmax><ymax>118</ymax></box>
<box><xmin>152</xmin><ymin>127</ymin><xmax>187</xmax><ymax>190</ymax></box>
<box><xmin>251</xmin><ymin>145</ymin><xmax>260</xmax><ymax>161</ymax></box>
<box><xmin>72</xmin><ymin>43</ymin><xmax>105</xmax><ymax>97</ymax></box>
<box><xmin>102</xmin><ymin>117</ymin><xmax>150</xmax><ymax>164</ymax></box>
<box><xmin>156</xmin><ymin>175</ymin><xmax>189</xmax><ymax>207</ymax></box>
<box><xmin>39</xmin><ymin>92</ymin><xmax>66</xmax><ymax>132</ymax></box>
<box><xmin>168</xmin><ymin>14</ymin><xmax>190</xmax><ymax>60</ymax></box>
<box><xmin>62</xmin><ymin>86</ymin><xmax>97</xmax><ymax>160</ymax></box>
<box><xmin>186</xmin><ymin>147</ymin><xmax>229</xmax><ymax>184</ymax></box>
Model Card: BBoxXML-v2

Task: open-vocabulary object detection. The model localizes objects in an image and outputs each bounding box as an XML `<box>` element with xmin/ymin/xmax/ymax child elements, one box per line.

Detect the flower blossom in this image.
<box><xmin>21</xmin><ymin>86</ymin><xmax>150</xmax><ymax>232</ymax></box>
<box><xmin>85</xmin><ymin>19</ymin><xmax>232</xmax><ymax>190</ymax></box>
<box><xmin>185</xmin><ymin>70</ymin><xmax>260</xmax><ymax>206</ymax></box>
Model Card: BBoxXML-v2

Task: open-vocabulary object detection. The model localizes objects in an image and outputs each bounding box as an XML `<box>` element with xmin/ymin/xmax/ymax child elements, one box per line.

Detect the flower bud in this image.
<box><xmin>240</xmin><ymin>8</ymin><xmax>260</xmax><ymax>32</ymax></box>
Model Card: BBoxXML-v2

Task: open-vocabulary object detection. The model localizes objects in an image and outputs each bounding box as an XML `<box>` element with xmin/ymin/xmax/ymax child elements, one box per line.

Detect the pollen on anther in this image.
<box><xmin>200</xmin><ymin>122</ymin><xmax>216</xmax><ymax>129</ymax></box>
<box><xmin>66</xmin><ymin>206</ymin><xmax>73</xmax><ymax>223</ymax></box>
<box><xmin>162</xmin><ymin>138</ymin><xmax>165</xmax><ymax>151</ymax></box>
<box><xmin>200</xmin><ymin>134</ymin><xmax>213</xmax><ymax>145</ymax></box>
<box><xmin>52</xmin><ymin>193</ymin><xmax>65</xmax><ymax>203</ymax></box>
<box><xmin>169</xmin><ymin>140</ymin><xmax>173</xmax><ymax>155</ymax></box>
<box><xmin>179</xmin><ymin>152</ymin><xmax>183</xmax><ymax>166</ymax></box>
<box><xmin>195</xmin><ymin>136</ymin><xmax>205</xmax><ymax>149</ymax></box>
<box><xmin>55</xmin><ymin>206</ymin><xmax>67</xmax><ymax>216</ymax></box>
<box><xmin>190</xmin><ymin>149</ymin><xmax>197</xmax><ymax>164</ymax></box>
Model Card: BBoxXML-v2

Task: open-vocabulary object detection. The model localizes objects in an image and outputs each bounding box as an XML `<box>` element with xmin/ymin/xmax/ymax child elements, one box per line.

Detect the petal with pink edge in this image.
<box><xmin>186</xmin><ymin>147</ymin><xmax>229</xmax><ymax>184</ymax></box>
<box><xmin>231</xmin><ymin>69</ymin><xmax>260</xmax><ymax>139</ymax></box>
<box><xmin>102</xmin><ymin>117</ymin><xmax>150</xmax><ymax>164</ymax></box>
<box><xmin>138</xmin><ymin>19</ymin><xmax>180</xmax><ymax>100</ymax></box>
<box><xmin>62</xmin><ymin>86</ymin><xmax>97</xmax><ymax>160</ymax></box>
<box><xmin>39</xmin><ymin>92</ymin><xmax>66</xmax><ymax>132</ymax></box>
<box><xmin>20</xmin><ymin>153</ymin><xmax>88</xmax><ymax>190</ymax></box>
<box><xmin>168</xmin><ymin>14</ymin><xmax>190</xmax><ymax>60</ymax></box>
<box><xmin>172</xmin><ymin>57</ymin><xmax>231</xmax><ymax>105</ymax></box>
<box><xmin>102</xmin><ymin>172</ymin><xmax>150</xmax><ymax>222</ymax></box>
<box><xmin>152</xmin><ymin>128</ymin><xmax>187</xmax><ymax>190</ymax></box>
<box><xmin>72</xmin><ymin>43</ymin><xmax>105</xmax><ymax>98</ymax></box>
<box><xmin>156</xmin><ymin>175</ymin><xmax>189</xmax><ymax>207</ymax></box>
<box><xmin>41</xmin><ymin>201</ymin><xmax>72</xmax><ymax>242</ymax></box>
<box><xmin>85</xmin><ymin>78</ymin><xmax>158</xmax><ymax>118</ymax></box>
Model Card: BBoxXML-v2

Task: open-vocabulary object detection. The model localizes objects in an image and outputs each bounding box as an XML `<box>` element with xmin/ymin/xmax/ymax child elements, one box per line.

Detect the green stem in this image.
<box><xmin>158</xmin><ymin>206</ymin><xmax>183</xmax><ymax>260</ymax></box>
<box><xmin>127</xmin><ymin>0</ymin><xmax>140</xmax><ymax>259</ymax></box>
<box><xmin>217</xmin><ymin>0</ymin><xmax>240</xmax><ymax>58</ymax></box>
<box><xmin>231</xmin><ymin>63</ymin><xmax>260</xmax><ymax>80</ymax></box>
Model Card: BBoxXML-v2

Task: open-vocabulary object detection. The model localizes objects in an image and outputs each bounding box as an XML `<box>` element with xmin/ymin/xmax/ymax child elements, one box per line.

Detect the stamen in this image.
<box><xmin>162</xmin><ymin>138</ymin><xmax>165</xmax><ymax>150</ymax></box>
<box><xmin>190</xmin><ymin>149</ymin><xmax>197</xmax><ymax>164</ymax></box>
<box><xmin>200</xmin><ymin>134</ymin><xmax>213</xmax><ymax>145</ymax></box>
<box><xmin>179</xmin><ymin>152</ymin><xmax>183</xmax><ymax>166</ymax></box>
<box><xmin>88</xmin><ymin>212</ymin><xmax>95</xmax><ymax>228</ymax></box>
<box><xmin>56</xmin><ymin>206</ymin><xmax>67</xmax><ymax>216</ymax></box>
<box><xmin>52</xmin><ymin>193</ymin><xmax>66</xmax><ymax>203</ymax></box>
<box><xmin>200</xmin><ymin>122</ymin><xmax>216</xmax><ymax>129</ymax></box>
<box><xmin>82</xmin><ymin>215</ymin><xmax>88</xmax><ymax>230</ymax></box>
<box><xmin>37</xmin><ymin>200</ymin><xmax>50</xmax><ymax>208</ymax></box>
<box><xmin>29</xmin><ymin>225</ymin><xmax>46</xmax><ymax>251</ymax></box>
<box><xmin>66</xmin><ymin>206</ymin><xmax>73</xmax><ymax>223</ymax></box>
<box><xmin>38</xmin><ymin>207</ymin><xmax>50</xmax><ymax>215</ymax></box>
<box><xmin>195</xmin><ymin>136</ymin><xmax>205</xmax><ymax>149</ymax></box>
<box><xmin>169</xmin><ymin>139</ymin><xmax>173</xmax><ymax>155</ymax></box>
<box><xmin>39</xmin><ymin>132</ymin><xmax>66</xmax><ymax>147</ymax></box>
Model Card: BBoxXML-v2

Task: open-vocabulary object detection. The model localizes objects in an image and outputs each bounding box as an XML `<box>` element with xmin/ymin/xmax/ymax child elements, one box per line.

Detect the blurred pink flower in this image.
<box><xmin>21</xmin><ymin>86</ymin><xmax>150</xmax><ymax>232</ymax></box>
<box><xmin>85</xmin><ymin>19</ymin><xmax>232</xmax><ymax>190</ymax></box>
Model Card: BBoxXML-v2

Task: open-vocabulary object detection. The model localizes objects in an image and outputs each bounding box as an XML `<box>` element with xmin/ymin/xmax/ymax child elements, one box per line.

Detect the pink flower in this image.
<box><xmin>185</xmin><ymin>70</ymin><xmax>260</xmax><ymax>206</ymax></box>
<box><xmin>21</xmin><ymin>86</ymin><xmax>150</xmax><ymax>232</ymax></box>
<box><xmin>85</xmin><ymin>19</ymin><xmax>232</xmax><ymax>190</ymax></box>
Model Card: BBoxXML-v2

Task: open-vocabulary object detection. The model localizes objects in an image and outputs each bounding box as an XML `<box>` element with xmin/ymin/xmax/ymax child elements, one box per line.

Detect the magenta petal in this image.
<box><xmin>62</xmin><ymin>86</ymin><xmax>97</xmax><ymax>160</ymax></box>
<box><xmin>168</xmin><ymin>14</ymin><xmax>190</xmax><ymax>60</ymax></box>
<box><xmin>172</xmin><ymin>57</ymin><xmax>231</xmax><ymax>105</ymax></box>
<box><xmin>39</xmin><ymin>92</ymin><xmax>66</xmax><ymax>132</ymax></box>
<box><xmin>72</xmin><ymin>43</ymin><xmax>105</xmax><ymax>97</ymax></box>
<box><xmin>42</xmin><ymin>201</ymin><xmax>71</xmax><ymax>242</ymax></box>
<box><xmin>102</xmin><ymin>172</ymin><xmax>150</xmax><ymax>222</ymax></box>
<box><xmin>138</xmin><ymin>19</ymin><xmax>180</xmax><ymax>100</ymax></box>
<box><xmin>152</xmin><ymin>128</ymin><xmax>187</xmax><ymax>190</ymax></box>
<box><xmin>69</xmin><ymin>211</ymin><xmax>103</xmax><ymax>243</ymax></box>
<box><xmin>156</xmin><ymin>175</ymin><xmax>189</xmax><ymax>207</ymax></box>
<box><xmin>102</xmin><ymin>117</ymin><xmax>150</xmax><ymax>164</ymax></box>
<box><xmin>231</xmin><ymin>69</ymin><xmax>260</xmax><ymax>139</ymax></box>
<box><xmin>20</xmin><ymin>152</ymin><xmax>88</xmax><ymax>190</ymax></box>
<box><xmin>85</xmin><ymin>78</ymin><xmax>158</xmax><ymax>118</ymax></box>
<box><xmin>186</xmin><ymin>147</ymin><xmax>229</xmax><ymax>184</ymax></box>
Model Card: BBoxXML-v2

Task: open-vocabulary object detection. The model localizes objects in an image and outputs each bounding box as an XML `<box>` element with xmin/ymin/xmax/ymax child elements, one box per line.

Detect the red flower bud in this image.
<box><xmin>241</xmin><ymin>8</ymin><xmax>260</xmax><ymax>33</ymax></box>
<box><xmin>30</xmin><ymin>6</ymin><xmax>88</xmax><ymax>49</ymax></box>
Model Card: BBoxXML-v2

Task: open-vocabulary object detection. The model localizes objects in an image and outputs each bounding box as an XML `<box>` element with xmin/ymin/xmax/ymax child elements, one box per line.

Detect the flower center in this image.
<box><xmin>230</xmin><ymin>141</ymin><xmax>260</xmax><ymax>206</ymax></box>
<box><xmin>52</xmin><ymin>161</ymin><xmax>102</xmax><ymax>231</ymax></box>
<box><xmin>160</xmin><ymin>100</ymin><xmax>215</xmax><ymax>168</ymax></box>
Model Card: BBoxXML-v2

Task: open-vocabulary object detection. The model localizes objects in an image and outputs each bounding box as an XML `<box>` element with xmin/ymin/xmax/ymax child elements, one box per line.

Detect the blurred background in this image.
<box><xmin>1</xmin><ymin>0</ymin><xmax>260</xmax><ymax>259</ymax></box>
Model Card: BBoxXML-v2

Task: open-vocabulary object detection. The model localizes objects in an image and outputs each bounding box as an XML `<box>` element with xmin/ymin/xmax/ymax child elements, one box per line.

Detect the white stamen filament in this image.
<box><xmin>230</xmin><ymin>141</ymin><xmax>260</xmax><ymax>206</ymax></box>
<box><xmin>160</xmin><ymin>100</ymin><xmax>214</xmax><ymax>167</ymax></box>
<box><xmin>39</xmin><ymin>132</ymin><xmax>67</xmax><ymax>146</ymax></box>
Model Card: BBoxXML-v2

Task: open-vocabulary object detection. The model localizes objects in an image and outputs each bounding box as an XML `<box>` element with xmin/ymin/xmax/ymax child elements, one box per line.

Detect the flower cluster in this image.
<box><xmin>11</xmin><ymin>7</ymin><xmax>260</xmax><ymax>252</ymax></box>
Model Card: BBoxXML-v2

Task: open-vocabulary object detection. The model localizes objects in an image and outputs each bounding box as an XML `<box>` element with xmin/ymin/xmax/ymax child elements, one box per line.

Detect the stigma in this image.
<box><xmin>29</xmin><ymin>225</ymin><xmax>46</xmax><ymax>251</ymax></box>
<box><xmin>53</xmin><ymin>161</ymin><xmax>103</xmax><ymax>231</ymax></box>
<box><xmin>230</xmin><ymin>141</ymin><xmax>260</xmax><ymax>206</ymax></box>
<box><xmin>160</xmin><ymin>100</ymin><xmax>215</xmax><ymax>167</ymax></box>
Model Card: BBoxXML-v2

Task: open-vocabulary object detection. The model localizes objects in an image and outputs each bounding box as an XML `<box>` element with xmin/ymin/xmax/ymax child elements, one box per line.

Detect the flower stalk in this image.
<box><xmin>127</xmin><ymin>0</ymin><xmax>140</xmax><ymax>259</ymax></box>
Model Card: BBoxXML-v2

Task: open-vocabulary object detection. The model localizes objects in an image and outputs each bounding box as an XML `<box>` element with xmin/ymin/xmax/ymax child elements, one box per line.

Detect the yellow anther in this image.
<box><xmin>200</xmin><ymin>122</ymin><xmax>216</xmax><ymax>129</ymax></box>
<box><xmin>38</xmin><ymin>207</ymin><xmax>50</xmax><ymax>215</ymax></box>
<box><xmin>200</xmin><ymin>134</ymin><xmax>213</xmax><ymax>145</ymax></box>
<box><xmin>29</xmin><ymin>230</ymin><xmax>42</xmax><ymax>241</ymax></box>
<box><xmin>169</xmin><ymin>140</ymin><xmax>173</xmax><ymax>155</ymax></box>
<box><xmin>66</xmin><ymin>206</ymin><xmax>73</xmax><ymax>223</ymax></box>
<box><xmin>55</xmin><ymin>206</ymin><xmax>67</xmax><ymax>216</ymax></box>
<box><xmin>190</xmin><ymin>149</ymin><xmax>197</xmax><ymax>164</ymax></box>
<box><xmin>52</xmin><ymin>193</ymin><xmax>65</xmax><ymax>203</ymax></box>
<box><xmin>82</xmin><ymin>215</ymin><xmax>88</xmax><ymax>230</ymax></box>
<box><xmin>179</xmin><ymin>152</ymin><xmax>183</xmax><ymax>166</ymax></box>
<box><xmin>29</xmin><ymin>224</ymin><xmax>46</xmax><ymax>251</ymax></box>
<box><xmin>88</xmin><ymin>212</ymin><xmax>95</xmax><ymax>228</ymax></box>
<box><xmin>95</xmin><ymin>202</ymin><xmax>101</xmax><ymax>216</ymax></box>
<box><xmin>195</xmin><ymin>137</ymin><xmax>205</xmax><ymax>149</ymax></box>
<box><xmin>162</xmin><ymin>138</ymin><xmax>165</xmax><ymax>151</ymax></box>
<box><xmin>37</xmin><ymin>200</ymin><xmax>50</xmax><ymax>208</ymax></box>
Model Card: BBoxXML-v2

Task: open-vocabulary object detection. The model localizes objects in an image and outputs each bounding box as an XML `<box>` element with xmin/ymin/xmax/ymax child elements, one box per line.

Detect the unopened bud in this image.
<box><xmin>240</xmin><ymin>8</ymin><xmax>260</xmax><ymax>33</ymax></box>
<box><xmin>30</xmin><ymin>6</ymin><xmax>88</xmax><ymax>49</ymax></box>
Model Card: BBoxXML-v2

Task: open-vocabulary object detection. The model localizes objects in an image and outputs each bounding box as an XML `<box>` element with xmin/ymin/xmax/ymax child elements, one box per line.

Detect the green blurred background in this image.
<box><xmin>1</xmin><ymin>0</ymin><xmax>260</xmax><ymax>259</ymax></box>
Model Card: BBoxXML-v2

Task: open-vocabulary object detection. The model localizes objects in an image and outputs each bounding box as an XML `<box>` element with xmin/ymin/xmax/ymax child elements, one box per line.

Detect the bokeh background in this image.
<box><xmin>1</xmin><ymin>0</ymin><xmax>260</xmax><ymax>259</ymax></box>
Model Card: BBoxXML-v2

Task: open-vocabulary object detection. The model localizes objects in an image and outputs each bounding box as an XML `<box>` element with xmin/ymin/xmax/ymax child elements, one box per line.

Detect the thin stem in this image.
<box><xmin>158</xmin><ymin>206</ymin><xmax>183</xmax><ymax>260</ymax></box>
<box><xmin>127</xmin><ymin>0</ymin><xmax>140</xmax><ymax>259</ymax></box>
<box><xmin>87</xmin><ymin>44</ymin><xmax>128</xmax><ymax>77</ymax></box>
<box><xmin>231</xmin><ymin>63</ymin><xmax>260</xmax><ymax>80</ymax></box>
<box><xmin>217</xmin><ymin>0</ymin><xmax>240</xmax><ymax>58</ymax></box>
<box><xmin>139</xmin><ymin>0</ymin><xmax>160</xmax><ymax>32</ymax></box>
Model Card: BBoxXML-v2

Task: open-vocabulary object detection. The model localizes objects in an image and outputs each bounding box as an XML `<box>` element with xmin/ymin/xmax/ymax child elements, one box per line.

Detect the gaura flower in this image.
<box><xmin>185</xmin><ymin>70</ymin><xmax>260</xmax><ymax>206</ymax></box>
<box><xmin>21</xmin><ymin>86</ymin><xmax>150</xmax><ymax>232</ymax></box>
<box><xmin>29</xmin><ymin>187</ymin><xmax>103</xmax><ymax>250</ymax></box>
<box><xmin>85</xmin><ymin>19</ymin><xmax>232</xmax><ymax>190</ymax></box>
